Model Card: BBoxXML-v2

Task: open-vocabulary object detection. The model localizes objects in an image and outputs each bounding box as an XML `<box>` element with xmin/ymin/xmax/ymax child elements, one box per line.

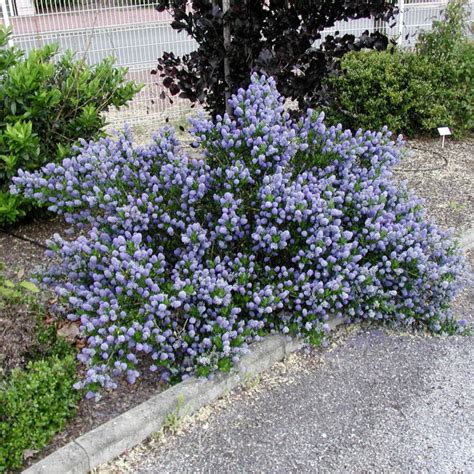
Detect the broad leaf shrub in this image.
<box><xmin>12</xmin><ymin>75</ymin><xmax>465</xmax><ymax>398</ymax></box>
<box><xmin>0</xmin><ymin>26</ymin><xmax>142</xmax><ymax>225</ymax></box>
<box><xmin>325</xmin><ymin>0</ymin><xmax>473</xmax><ymax>137</ymax></box>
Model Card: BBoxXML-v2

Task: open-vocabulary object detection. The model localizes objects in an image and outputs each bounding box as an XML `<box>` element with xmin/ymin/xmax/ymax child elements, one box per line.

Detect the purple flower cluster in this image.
<box><xmin>12</xmin><ymin>74</ymin><xmax>465</xmax><ymax>396</ymax></box>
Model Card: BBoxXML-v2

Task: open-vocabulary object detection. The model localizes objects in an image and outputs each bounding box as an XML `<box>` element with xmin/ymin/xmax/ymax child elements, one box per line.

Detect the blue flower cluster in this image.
<box><xmin>12</xmin><ymin>74</ymin><xmax>465</xmax><ymax>396</ymax></box>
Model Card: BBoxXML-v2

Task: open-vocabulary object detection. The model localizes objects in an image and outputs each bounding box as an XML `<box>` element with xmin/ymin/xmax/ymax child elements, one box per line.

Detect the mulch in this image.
<box><xmin>394</xmin><ymin>136</ymin><xmax>474</xmax><ymax>233</ymax></box>
<box><xmin>0</xmin><ymin>289</ymin><xmax>40</xmax><ymax>375</ymax></box>
<box><xmin>0</xmin><ymin>216</ymin><xmax>68</xmax><ymax>278</ymax></box>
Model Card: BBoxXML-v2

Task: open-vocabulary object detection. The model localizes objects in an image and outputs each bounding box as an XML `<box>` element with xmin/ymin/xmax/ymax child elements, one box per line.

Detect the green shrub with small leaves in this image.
<box><xmin>0</xmin><ymin>262</ymin><xmax>80</xmax><ymax>471</ymax></box>
<box><xmin>325</xmin><ymin>49</ymin><xmax>447</xmax><ymax>135</ymax></box>
<box><xmin>0</xmin><ymin>26</ymin><xmax>142</xmax><ymax>225</ymax></box>
<box><xmin>0</xmin><ymin>355</ymin><xmax>79</xmax><ymax>471</ymax></box>
<box><xmin>325</xmin><ymin>0</ymin><xmax>473</xmax><ymax>137</ymax></box>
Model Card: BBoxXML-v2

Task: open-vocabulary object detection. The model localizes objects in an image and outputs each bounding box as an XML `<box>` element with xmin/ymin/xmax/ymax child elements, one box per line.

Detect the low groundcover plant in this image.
<box><xmin>12</xmin><ymin>74</ymin><xmax>466</xmax><ymax>398</ymax></box>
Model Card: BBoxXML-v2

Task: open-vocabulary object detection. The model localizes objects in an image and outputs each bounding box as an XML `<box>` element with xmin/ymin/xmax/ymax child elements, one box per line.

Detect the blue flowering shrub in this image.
<box><xmin>11</xmin><ymin>75</ymin><xmax>465</xmax><ymax>397</ymax></box>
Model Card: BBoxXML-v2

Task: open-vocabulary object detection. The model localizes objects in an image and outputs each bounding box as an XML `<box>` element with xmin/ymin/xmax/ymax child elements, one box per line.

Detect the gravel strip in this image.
<box><xmin>394</xmin><ymin>137</ymin><xmax>474</xmax><ymax>232</ymax></box>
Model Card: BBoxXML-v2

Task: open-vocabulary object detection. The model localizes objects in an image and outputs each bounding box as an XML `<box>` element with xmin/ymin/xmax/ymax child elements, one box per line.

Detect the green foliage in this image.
<box><xmin>0</xmin><ymin>191</ymin><xmax>29</xmax><ymax>225</ymax></box>
<box><xmin>0</xmin><ymin>261</ymin><xmax>39</xmax><ymax>304</ymax></box>
<box><xmin>0</xmin><ymin>26</ymin><xmax>142</xmax><ymax>225</ymax></box>
<box><xmin>325</xmin><ymin>49</ymin><xmax>452</xmax><ymax>135</ymax></box>
<box><xmin>417</xmin><ymin>0</ymin><xmax>472</xmax><ymax>61</ymax></box>
<box><xmin>417</xmin><ymin>0</ymin><xmax>474</xmax><ymax>134</ymax></box>
<box><xmin>0</xmin><ymin>355</ymin><xmax>79</xmax><ymax>471</ymax></box>
<box><xmin>0</xmin><ymin>262</ymin><xmax>79</xmax><ymax>471</ymax></box>
<box><xmin>325</xmin><ymin>0</ymin><xmax>473</xmax><ymax>137</ymax></box>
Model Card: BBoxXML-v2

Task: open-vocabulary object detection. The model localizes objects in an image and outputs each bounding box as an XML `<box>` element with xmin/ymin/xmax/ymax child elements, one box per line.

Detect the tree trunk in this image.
<box><xmin>222</xmin><ymin>0</ymin><xmax>232</xmax><ymax>115</ymax></box>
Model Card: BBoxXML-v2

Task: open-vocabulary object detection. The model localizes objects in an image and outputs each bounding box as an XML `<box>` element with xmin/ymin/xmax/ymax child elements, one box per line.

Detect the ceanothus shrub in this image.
<box><xmin>12</xmin><ymin>74</ymin><xmax>465</xmax><ymax>397</ymax></box>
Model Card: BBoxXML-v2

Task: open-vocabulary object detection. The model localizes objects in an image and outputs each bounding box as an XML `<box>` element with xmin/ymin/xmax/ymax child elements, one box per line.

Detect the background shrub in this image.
<box><xmin>13</xmin><ymin>74</ymin><xmax>465</xmax><ymax>398</ymax></box>
<box><xmin>325</xmin><ymin>0</ymin><xmax>473</xmax><ymax>137</ymax></box>
<box><xmin>0</xmin><ymin>26</ymin><xmax>142</xmax><ymax>225</ymax></box>
<box><xmin>416</xmin><ymin>0</ymin><xmax>474</xmax><ymax>134</ymax></box>
<box><xmin>324</xmin><ymin>49</ymin><xmax>451</xmax><ymax>135</ymax></box>
<box><xmin>417</xmin><ymin>0</ymin><xmax>472</xmax><ymax>60</ymax></box>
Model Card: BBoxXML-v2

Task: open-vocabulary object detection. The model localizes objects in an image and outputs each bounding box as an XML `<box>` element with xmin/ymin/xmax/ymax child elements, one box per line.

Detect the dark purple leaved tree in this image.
<box><xmin>155</xmin><ymin>0</ymin><xmax>396</xmax><ymax>116</ymax></box>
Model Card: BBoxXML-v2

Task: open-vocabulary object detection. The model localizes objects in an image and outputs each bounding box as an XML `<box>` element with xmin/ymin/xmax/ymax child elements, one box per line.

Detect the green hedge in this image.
<box><xmin>325</xmin><ymin>0</ymin><xmax>473</xmax><ymax>137</ymax></box>
<box><xmin>327</xmin><ymin>50</ymin><xmax>434</xmax><ymax>135</ymax></box>
<box><xmin>0</xmin><ymin>355</ymin><xmax>80</xmax><ymax>471</ymax></box>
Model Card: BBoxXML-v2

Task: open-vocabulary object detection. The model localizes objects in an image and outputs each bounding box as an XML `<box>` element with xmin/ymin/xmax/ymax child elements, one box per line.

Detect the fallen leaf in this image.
<box><xmin>22</xmin><ymin>449</ymin><xmax>37</xmax><ymax>460</ymax></box>
<box><xmin>19</xmin><ymin>281</ymin><xmax>39</xmax><ymax>293</ymax></box>
<box><xmin>57</xmin><ymin>323</ymin><xmax>80</xmax><ymax>340</ymax></box>
<box><xmin>75</xmin><ymin>338</ymin><xmax>86</xmax><ymax>350</ymax></box>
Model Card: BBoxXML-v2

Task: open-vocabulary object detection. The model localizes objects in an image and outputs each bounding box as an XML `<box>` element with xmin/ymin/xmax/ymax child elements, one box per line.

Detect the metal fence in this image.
<box><xmin>1</xmin><ymin>0</ymin><xmax>473</xmax><ymax>124</ymax></box>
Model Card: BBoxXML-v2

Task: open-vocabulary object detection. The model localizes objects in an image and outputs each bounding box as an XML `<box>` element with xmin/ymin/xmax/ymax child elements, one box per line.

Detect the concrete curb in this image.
<box><xmin>459</xmin><ymin>227</ymin><xmax>474</xmax><ymax>252</ymax></box>
<box><xmin>24</xmin><ymin>317</ymin><xmax>345</xmax><ymax>474</ymax></box>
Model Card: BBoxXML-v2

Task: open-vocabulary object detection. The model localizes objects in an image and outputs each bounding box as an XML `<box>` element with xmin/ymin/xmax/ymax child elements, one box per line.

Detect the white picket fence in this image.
<box><xmin>0</xmin><ymin>0</ymin><xmax>472</xmax><ymax>124</ymax></box>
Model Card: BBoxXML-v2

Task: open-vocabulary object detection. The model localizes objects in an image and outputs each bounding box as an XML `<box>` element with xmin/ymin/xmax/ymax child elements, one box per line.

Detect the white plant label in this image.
<box><xmin>437</xmin><ymin>127</ymin><xmax>452</xmax><ymax>148</ymax></box>
<box><xmin>437</xmin><ymin>127</ymin><xmax>452</xmax><ymax>136</ymax></box>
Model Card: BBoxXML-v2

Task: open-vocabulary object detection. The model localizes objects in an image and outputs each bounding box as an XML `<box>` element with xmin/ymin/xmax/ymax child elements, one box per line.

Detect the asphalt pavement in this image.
<box><xmin>122</xmin><ymin>328</ymin><xmax>472</xmax><ymax>473</ymax></box>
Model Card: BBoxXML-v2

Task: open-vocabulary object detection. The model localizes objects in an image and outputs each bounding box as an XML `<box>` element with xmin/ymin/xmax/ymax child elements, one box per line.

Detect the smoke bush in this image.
<box><xmin>12</xmin><ymin>74</ymin><xmax>465</xmax><ymax>396</ymax></box>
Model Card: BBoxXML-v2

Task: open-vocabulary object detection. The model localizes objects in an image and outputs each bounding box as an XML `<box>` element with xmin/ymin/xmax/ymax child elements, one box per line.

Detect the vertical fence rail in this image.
<box><xmin>398</xmin><ymin>0</ymin><xmax>405</xmax><ymax>45</ymax></box>
<box><xmin>0</xmin><ymin>0</ymin><xmax>9</xmax><ymax>27</ymax></box>
<box><xmin>1</xmin><ymin>0</ymin><xmax>473</xmax><ymax>125</ymax></box>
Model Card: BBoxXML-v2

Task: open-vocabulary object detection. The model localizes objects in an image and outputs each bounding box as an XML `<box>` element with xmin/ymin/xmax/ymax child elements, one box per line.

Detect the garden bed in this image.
<box><xmin>1</xmin><ymin>131</ymin><xmax>472</xmax><ymax>470</ymax></box>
